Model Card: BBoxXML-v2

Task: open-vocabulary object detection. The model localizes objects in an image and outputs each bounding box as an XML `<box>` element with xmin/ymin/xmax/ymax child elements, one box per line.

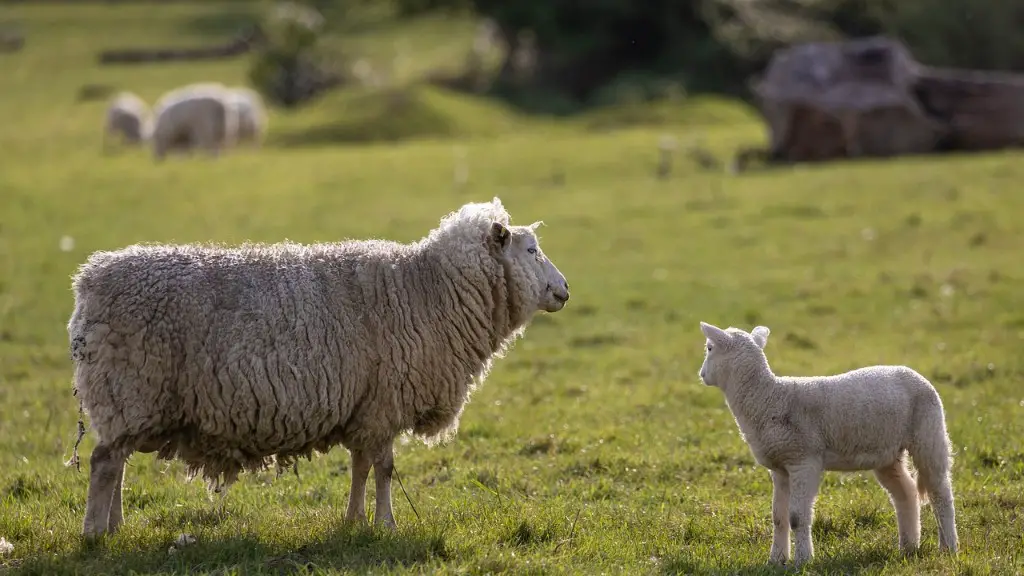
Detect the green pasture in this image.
<box><xmin>0</xmin><ymin>3</ymin><xmax>1022</xmax><ymax>574</ymax></box>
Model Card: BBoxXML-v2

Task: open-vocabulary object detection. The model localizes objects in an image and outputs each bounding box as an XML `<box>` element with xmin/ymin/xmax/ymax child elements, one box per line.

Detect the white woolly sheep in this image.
<box><xmin>103</xmin><ymin>91</ymin><xmax>152</xmax><ymax>151</ymax></box>
<box><xmin>67</xmin><ymin>197</ymin><xmax>570</xmax><ymax>537</ymax></box>
<box><xmin>150</xmin><ymin>82</ymin><xmax>238</xmax><ymax>160</ymax></box>
<box><xmin>697</xmin><ymin>321</ymin><xmax>958</xmax><ymax>567</ymax></box>
<box><xmin>225</xmin><ymin>86</ymin><xmax>268</xmax><ymax>147</ymax></box>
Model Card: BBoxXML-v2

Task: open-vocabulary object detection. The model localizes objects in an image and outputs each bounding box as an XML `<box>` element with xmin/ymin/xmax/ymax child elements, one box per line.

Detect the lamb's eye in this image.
<box><xmin>707</xmin><ymin>344</ymin><xmax>713</xmax><ymax>352</ymax></box>
<box><xmin>527</xmin><ymin>247</ymin><xmax>537</xmax><ymax>255</ymax></box>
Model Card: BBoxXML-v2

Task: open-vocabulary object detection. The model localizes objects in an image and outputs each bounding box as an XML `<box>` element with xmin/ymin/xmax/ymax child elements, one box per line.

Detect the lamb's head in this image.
<box><xmin>488</xmin><ymin>218</ymin><xmax>569</xmax><ymax>314</ymax></box>
<box><xmin>698</xmin><ymin>321</ymin><xmax>771</xmax><ymax>388</ymax></box>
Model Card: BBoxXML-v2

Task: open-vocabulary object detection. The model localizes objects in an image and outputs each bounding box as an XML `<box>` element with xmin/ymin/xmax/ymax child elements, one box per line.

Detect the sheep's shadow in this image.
<box><xmin>659</xmin><ymin>544</ymin><xmax>900</xmax><ymax>575</ymax></box>
<box><xmin>14</xmin><ymin>522</ymin><xmax>449</xmax><ymax>575</ymax></box>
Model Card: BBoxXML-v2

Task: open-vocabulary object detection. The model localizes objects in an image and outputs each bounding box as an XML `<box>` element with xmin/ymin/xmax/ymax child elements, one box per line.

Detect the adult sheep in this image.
<box><xmin>150</xmin><ymin>82</ymin><xmax>238</xmax><ymax>160</ymax></box>
<box><xmin>67</xmin><ymin>197</ymin><xmax>570</xmax><ymax>537</ymax></box>
<box><xmin>697</xmin><ymin>321</ymin><xmax>958</xmax><ymax>567</ymax></box>
<box><xmin>103</xmin><ymin>91</ymin><xmax>152</xmax><ymax>151</ymax></box>
<box><xmin>226</xmin><ymin>86</ymin><xmax>268</xmax><ymax>147</ymax></box>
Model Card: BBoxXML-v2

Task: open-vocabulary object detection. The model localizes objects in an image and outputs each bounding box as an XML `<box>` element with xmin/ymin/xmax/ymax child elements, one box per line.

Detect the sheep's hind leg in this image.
<box><xmin>345</xmin><ymin>449</ymin><xmax>371</xmax><ymax>524</ymax></box>
<box><xmin>106</xmin><ymin>460</ymin><xmax>127</xmax><ymax>533</ymax></box>
<box><xmin>768</xmin><ymin>468</ymin><xmax>791</xmax><ymax>565</ymax></box>
<box><xmin>787</xmin><ymin>462</ymin><xmax>823</xmax><ymax>567</ymax></box>
<box><xmin>873</xmin><ymin>458</ymin><xmax>920</xmax><ymax>552</ymax></box>
<box><xmin>373</xmin><ymin>444</ymin><xmax>397</xmax><ymax>530</ymax></box>
<box><xmin>82</xmin><ymin>444</ymin><xmax>128</xmax><ymax>538</ymax></box>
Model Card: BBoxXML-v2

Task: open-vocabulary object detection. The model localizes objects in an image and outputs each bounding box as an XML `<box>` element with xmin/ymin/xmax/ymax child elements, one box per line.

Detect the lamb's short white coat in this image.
<box><xmin>698</xmin><ymin>321</ymin><xmax>958</xmax><ymax>567</ymax></box>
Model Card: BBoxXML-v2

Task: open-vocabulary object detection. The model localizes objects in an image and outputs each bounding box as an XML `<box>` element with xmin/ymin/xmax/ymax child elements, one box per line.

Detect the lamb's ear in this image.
<box><xmin>751</xmin><ymin>326</ymin><xmax>771</xmax><ymax>349</ymax></box>
<box><xmin>700</xmin><ymin>321</ymin><xmax>729</xmax><ymax>345</ymax></box>
<box><xmin>528</xmin><ymin>220</ymin><xmax>544</xmax><ymax>232</ymax></box>
<box><xmin>489</xmin><ymin>221</ymin><xmax>511</xmax><ymax>250</ymax></box>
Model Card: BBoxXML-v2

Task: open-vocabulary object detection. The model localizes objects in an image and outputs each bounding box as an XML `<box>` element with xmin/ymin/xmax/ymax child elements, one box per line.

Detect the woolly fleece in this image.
<box><xmin>69</xmin><ymin>197</ymin><xmax>569</xmax><ymax>535</ymax></box>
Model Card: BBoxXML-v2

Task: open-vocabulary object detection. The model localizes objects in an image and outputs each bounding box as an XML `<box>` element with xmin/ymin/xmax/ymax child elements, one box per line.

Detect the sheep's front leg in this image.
<box><xmin>768</xmin><ymin>469</ymin><xmax>791</xmax><ymax>565</ymax></box>
<box><xmin>345</xmin><ymin>449</ymin><xmax>371</xmax><ymax>524</ymax></box>
<box><xmin>788</xmin><ymin>462</ymin><xmax>823</xmax><ymax>567</ymax></box>
<box><xmin>373</xmin><ymin>444</ymin><xmax>397</xmax><ymax>530</ymax></box>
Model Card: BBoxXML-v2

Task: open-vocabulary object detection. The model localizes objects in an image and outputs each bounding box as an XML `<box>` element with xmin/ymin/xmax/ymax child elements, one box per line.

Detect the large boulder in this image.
<box><xmin>751</xmin><ymin>36</ymin><xmax>946</xmax><ymax>162</ymax></box>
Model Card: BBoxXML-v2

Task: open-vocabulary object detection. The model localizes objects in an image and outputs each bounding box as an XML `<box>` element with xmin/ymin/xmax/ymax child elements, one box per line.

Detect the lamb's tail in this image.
<box><xmin>910</xmin><ymin>388</ymin><xmax>954</xmax><ymax>505</ymax></box>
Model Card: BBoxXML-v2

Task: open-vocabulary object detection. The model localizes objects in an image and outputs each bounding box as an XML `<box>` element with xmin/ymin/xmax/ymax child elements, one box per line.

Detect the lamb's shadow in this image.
<box><xmin>659</xmin><ymin>544</ymin><xmax>900</xmax><ymax>575</ymax></box>
<box><xmin>14</xmin><ymin>522</ymin><xmax>449</xmax><ymax>575</ymax></box>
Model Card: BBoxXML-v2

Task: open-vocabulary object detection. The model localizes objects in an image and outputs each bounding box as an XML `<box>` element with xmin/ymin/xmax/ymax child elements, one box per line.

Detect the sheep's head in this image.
<box><xmin>698</xmin><ymin>321</ymin><xmax>771</xmax><ymax>388</ymax></box>
<box><xmin>488</xmin><ymin>217</ymin><xmax>569</xmax><ymax>314</ymax></box>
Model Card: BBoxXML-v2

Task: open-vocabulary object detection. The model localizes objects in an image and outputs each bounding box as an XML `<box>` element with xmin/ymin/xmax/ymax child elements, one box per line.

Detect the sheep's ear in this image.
<box><xmin>751</xmin><ymin>326</ymin><xmax>771</xmax><ymax>349</ymax></box>
<box><xmin>490</xmin><ymin>221</ymin><xmax>511</xmax><ymax>250</ymax></box>
<box><xmin>528</xmin><ymin>220</ymin><xmax>544</xmax><ymax>232</ymax></box>
<box><xmin>700</xmin><ymin>321</ymin><xmax>728</xmax><ymax>345</ymax></box>
<box><xmin>492</xmin><ymin>196</ymin><xmax>504</xmax><ymax>209</ymax></box>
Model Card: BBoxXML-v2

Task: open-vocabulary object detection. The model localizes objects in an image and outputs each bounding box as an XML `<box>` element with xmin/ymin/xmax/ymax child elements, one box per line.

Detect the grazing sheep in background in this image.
<box><xmin>103</xmin><ymin>91</ymin><xmax>152</xmax><ymax>151</ymax></box>
<box><xmin>697</xmin><ymin>321</ymin><xmax>958</xmax><ymax>567</ymax></box>
<box><xmin>150</xmin><ymin>82</ymin><xmax>238</xmax><ymax>160</ymax></box>
<box><xmin>226</xmin><ymin>86</ymin><xmax>268</xmax><ymax>147</ymax></box>
<box><xmin>68</xmin><ymin>197</ymin><xmax>570</xmax><ymax>537</ymax></box>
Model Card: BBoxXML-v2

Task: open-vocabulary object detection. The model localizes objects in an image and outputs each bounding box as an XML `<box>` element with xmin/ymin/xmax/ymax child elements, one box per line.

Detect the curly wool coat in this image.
<box><xmin>70</xmin><ymin>200</ymin><xmax>565</xmax><ymax>491</ymax></box>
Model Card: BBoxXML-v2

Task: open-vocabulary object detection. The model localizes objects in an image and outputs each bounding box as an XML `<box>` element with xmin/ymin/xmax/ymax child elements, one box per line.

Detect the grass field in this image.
<box><xmin>2</xmin><ymin>3</ymin><xmax>1024</xmax><ymax>575</ymax></box>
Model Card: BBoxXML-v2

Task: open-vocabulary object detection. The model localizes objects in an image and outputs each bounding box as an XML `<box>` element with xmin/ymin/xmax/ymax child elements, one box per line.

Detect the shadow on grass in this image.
<box><xmin>660</xmin><ymin>544</ymin><xmax>899</xmax><ymax>575</ymax></box>
<box><xmin>177</xmin><ymin>4</ymin><xmax>260</xmax><ymax>39</ymax></box>
<box><xmin>270</xmin><ymin>88</ymin><xmax>457</xmax><ymax>147</ymax></box>
<box><xmin>11</xmin><ymin>523</ymin><xmax>449</xmax><ymax>576</ymax></box>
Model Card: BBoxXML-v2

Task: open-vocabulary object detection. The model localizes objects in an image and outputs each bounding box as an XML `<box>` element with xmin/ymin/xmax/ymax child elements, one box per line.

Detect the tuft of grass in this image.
<box><xmin>1</xmin><ymin>3</ymin><xmax>1024</xmax><ymax>576</ymax></box>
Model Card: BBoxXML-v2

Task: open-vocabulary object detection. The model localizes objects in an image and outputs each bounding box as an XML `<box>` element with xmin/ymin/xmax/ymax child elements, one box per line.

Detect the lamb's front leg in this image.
<box><xmin>769</xmin><ymin>469</ymin><xmax>791</xmax><ymax>565</ymax></box>
<box><xmin>345</xmin><ymin>449</ymin><xmax>371</xmax><ymax>523</ymax></box>
<box><xmin>788</xmin><ymin>462</ymin><xmax>823</xmax><ymax>567</ymax></box>
<box><xmin>373</xmin><ymin>443</ymin><xmax>397</xmax><ymax>530</ymax></box>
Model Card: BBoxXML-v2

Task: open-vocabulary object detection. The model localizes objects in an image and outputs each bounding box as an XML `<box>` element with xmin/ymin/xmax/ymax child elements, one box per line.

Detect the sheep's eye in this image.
<box><xmin>707</xmin><ymin>344</ymin><xmax>713</xmax><ymax>352</ymax></box>
<box><xmin>527</xmin><ymin>247</ymin><xmax>537</xmax><ymax>255</ymax></box>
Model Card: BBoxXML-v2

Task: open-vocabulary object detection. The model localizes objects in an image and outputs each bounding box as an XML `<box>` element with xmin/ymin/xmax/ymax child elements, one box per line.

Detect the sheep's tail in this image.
<box><xmin>909</xmin><ymin>388</ymin><xmax>954</xmax><ymax>506</ymax></box>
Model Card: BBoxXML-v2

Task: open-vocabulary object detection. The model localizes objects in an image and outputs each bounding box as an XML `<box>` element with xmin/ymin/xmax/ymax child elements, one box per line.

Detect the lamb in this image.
<box><xmin>150</xmin><ymin>82</ymin><xmax>238</xmax><ymax>160</ymax></box>
<box><xmin>226</xmin><ymin>86</ymin><xmax>268</xmax><ymax>147</ymax></box>
<box><xmin>697</xmin><ymin>321</ymin><xmax>958</xmax><ymax>567</ymax></box>
<box><xmin>67</xmin><ymin>197</ymin><xmax>570</xmax><ymax>538</ymax></box>
<box><xmin>103</xmin><ymin>91</ymin><xmax>152</xmax><ymax>151</ymax></box>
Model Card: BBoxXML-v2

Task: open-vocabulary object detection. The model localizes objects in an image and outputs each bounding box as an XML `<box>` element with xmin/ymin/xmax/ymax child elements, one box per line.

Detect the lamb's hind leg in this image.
<box><xmin>373</xmin><ymin>444</ymin><xmax>397</xmax><ymax>530</ymax></box>
<box><xmin>345</xmin><ymin>449</ymin><xmax>371</xmax><ymax>524</ymax></box>
<box><xmin>923</xmin><ymin>474</ymin><xmax>958</xmax><ymax>553</ymax></box>
<box><xmin>873</xmin><ymin>457</ymin><xmax>921</xmax><ymax>552</ymax></box>
<box><xmin>788</xmin><ymin>461</ymin><xmax>823</xmax><ymax>567</ymax></box>
<box><xmin>82</xmin><ymin>443</ymin><xmax>128</xmax><ymax>538</ymax></box>
<box><xmin>769</xmin><ymin>469</ymin><xmax>791</xmax><ymax>565</ymax></box>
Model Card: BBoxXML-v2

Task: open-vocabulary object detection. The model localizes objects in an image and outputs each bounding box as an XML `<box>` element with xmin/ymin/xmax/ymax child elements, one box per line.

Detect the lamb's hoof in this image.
<box><xmin>375</xmin><ymin>518</ymin><xmax>398</xmax><ymax>531</ymax></box>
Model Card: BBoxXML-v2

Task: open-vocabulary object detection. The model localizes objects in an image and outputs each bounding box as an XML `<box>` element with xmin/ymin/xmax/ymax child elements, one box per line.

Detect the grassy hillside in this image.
<box><xmin>1</xmin><ymin>3</ymin><xmax>1023</xmax><ymax>575</ymax></box>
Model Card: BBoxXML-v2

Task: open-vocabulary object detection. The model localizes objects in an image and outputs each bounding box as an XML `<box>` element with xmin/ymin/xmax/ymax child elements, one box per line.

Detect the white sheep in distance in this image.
<box><xmin>697</xmin><ymin>321</ymin><xmax>959</xmax><ymax>567</ymax></box>
<box><xmin>103</xmin><ymin>91</ymin><xmax>152</xmax><ymax>151</ymax></box>
<box><xmin>150</xmin><ymin>82</ymin><xmax>238</xmax><ymax>160</ymax></box>
<box><xmin>67</xmin><ymin>197</ymin><xmax>570</xmax><ymax>537</ymax></box>
<box><xmin>225</xmin><ymin>86</ymin><xmax>268</xmax><ymax>147</ymax></box>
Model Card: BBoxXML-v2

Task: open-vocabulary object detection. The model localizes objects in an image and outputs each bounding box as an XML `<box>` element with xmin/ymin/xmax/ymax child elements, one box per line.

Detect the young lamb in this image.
<box><xmin>150</xmin><ymin>82</ymin><xmax>238</xmax><ymax>160</ymax></box>
<box><xmin>68</xmin><ymin>197</ymin><xmax>570</xmax><ymax>537</ymax></box>
<box><xmin>697</xmin><ymin>321</ymin><xmax>958</xmax><ymax>566</ymax></box>
<box><xmin>103</xmin><ymin>91</ymin><xmax>152</xmax><ymax>151</ymax></box>
<box><xmin>225</xmin><ymin>86</ymin><xmax>268</xmax><ymax>147</ymax></box>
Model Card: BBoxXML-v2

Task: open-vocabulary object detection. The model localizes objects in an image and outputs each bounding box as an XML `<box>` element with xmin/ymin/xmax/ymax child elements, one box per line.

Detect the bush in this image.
<box><xmin>248</xmin><ymin>1</ymin><xmax>350</xmax><ymax>108</ymax></box>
